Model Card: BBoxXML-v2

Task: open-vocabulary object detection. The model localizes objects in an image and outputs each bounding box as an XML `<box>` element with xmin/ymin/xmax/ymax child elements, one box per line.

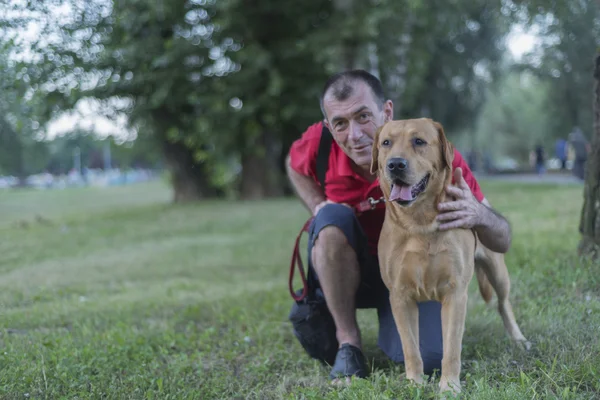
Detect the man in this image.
<box><xmin>569</xmin><ymin>127</ymin><xmax>590</xmax><ymax>180</ymax></box>
<box><xmin>555</xmin><ymin>138</ymin><xmax>568</xmax><ymax>171</ymax></box>
<box><xmin>285</xmin><ymin>70</ymin><xmax>512</xmax><ymax>381</ymax></box>
<box><xmin>534</xmin><ymin>144</ymin><xmax>545</xmax><ymax>175</ymax></box>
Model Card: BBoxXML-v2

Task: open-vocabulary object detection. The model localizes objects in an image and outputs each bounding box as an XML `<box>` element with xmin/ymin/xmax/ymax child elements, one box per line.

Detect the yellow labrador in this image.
<box><xmin>371</xmin><ymin>118</ymin><xmax>528</xmax><ymax>394</ymax></box>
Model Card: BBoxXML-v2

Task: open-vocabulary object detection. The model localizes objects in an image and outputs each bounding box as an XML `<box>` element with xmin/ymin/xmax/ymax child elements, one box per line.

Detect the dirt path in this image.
<box><xmin>475</xmin><ymin>173</ymin><xmax>584</xmax><ymax>185</ymax></box>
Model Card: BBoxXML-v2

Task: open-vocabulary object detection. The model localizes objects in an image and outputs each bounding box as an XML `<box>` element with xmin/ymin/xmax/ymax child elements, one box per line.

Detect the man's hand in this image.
<box><xmin>436</xmin><ymin>168</ymin><xmax>484</xmax><ymax>230</ymax></box>
<box><xmin>313</xmin><ymin>200</ymin><xmax>352</xmax><ymax>216</ymax></box>
<box><xmin>436</xmin><ymin>167</ymin><xmax>512</xmax><ymax>253</ymax></box>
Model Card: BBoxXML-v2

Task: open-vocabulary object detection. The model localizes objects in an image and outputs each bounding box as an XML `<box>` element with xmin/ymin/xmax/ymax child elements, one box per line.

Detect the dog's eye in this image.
<box><xmin>413</xmin><ymin>138</ymin><xmax>426</xmax><ymax>146</ymax></box>
<box><xmin>382</xmin><ymin>139</ymin><xmax>391</xmax><ymax>146</ymax></box>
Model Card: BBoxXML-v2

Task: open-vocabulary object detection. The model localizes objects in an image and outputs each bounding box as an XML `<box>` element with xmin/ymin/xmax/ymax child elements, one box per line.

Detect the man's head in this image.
<box><xmin>320</xmin><ymin>70</ymin><xmax>393</xmax><ymax>171</ymax></box>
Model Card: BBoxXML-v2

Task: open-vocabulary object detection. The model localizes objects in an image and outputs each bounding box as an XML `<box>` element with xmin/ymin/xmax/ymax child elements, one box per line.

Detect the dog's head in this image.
<box><xmin>370</xmin><ymin>118</ymin><xmax>454</xmax><ymax>207</ymax></box>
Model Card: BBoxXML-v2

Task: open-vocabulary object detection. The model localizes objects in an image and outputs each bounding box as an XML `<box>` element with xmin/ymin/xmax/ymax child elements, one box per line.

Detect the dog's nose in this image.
<box><xmin>387</xmin><ymin>157</ymin><xmax>408</xmax><ymax>172</ymax></box>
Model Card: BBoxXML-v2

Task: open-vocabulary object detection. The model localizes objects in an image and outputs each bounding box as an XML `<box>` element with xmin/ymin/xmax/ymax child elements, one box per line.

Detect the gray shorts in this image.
<box><xmin>307</xmin><ymin>203</ymin><xmax>444</xmax><ymax>374</ymax></box>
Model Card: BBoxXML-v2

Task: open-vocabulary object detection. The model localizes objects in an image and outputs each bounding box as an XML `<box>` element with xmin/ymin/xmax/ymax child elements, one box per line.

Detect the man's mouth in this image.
<box><xmin>354</xmin><ymin>143</ymin><xmax>371</xmax><ymax>151</ymax></box>
<box><xmin>388</xmin><ymin>174</ymin><xmax>430</xmax><ymax>206</ymax></box>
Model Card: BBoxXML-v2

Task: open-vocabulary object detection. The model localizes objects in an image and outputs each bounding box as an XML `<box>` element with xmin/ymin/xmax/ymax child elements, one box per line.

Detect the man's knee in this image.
<box><xmin>313</xmin><ymin>203</ymin><xmax>356</xmax><ymax>236</ymax></box>
<box><xmin>314</xmin><ymin>225</ymin><xmax>350</xmax><ymax>250</ymax></box>
<box><xmin>310</xmin><ymin>225</ymin><xmax>356</xmax><ymax>271</ymax></box>
<box><xmin>310</xmin><ymin>203</ymin><xmax>360</xmax><ymax>265</ymax></box>
<box><xmin>316</xmin><ymin>202</ymin><xmax>355</xmax><ymax>219</ymax></box>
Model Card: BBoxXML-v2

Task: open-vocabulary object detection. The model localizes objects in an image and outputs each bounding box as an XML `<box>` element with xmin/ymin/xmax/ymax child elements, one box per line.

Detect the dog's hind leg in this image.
<box><xmin>475</xmin><ymin>262</ymin><xmax>493</xmax><ymax>304</ymax></box>
<box><xmin>475</xmin><ymin>247</ymin><xmax>530</xmax><ymax>348</ymax></box>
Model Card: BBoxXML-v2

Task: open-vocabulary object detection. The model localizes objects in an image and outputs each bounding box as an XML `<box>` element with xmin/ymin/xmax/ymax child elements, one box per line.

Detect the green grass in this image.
<box><xmin>0</xmin><ymin>180</ymin><xmax>598</xmax><ymax>399</ymax></box>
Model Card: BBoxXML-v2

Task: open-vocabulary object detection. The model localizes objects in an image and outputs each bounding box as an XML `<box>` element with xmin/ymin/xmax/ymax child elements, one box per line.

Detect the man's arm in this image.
<box><xmin>474</xmin><ymin>197</ymin><xmax>512</xmax><ymax>253</ymax></box>
<box><xmin>285</xmin><ymin>154</ymin><xmax>327</xmax><ymax>216</ymax></box>
<box><xmin>436</xmin><ymin>168</ymin><xmax>512</xmax><ymax>253</ymax></box>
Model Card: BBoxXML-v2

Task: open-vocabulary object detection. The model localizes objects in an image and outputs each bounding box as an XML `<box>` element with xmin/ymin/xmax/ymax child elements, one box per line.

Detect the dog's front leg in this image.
<box><xmin>439</xmin><ymin>292</ymin><xmax>468</xmax><ymax>394</ymax></box>
<box><xmin>390</xmin><ymin>293</ymin><xmax>424</xmax><ymax>385</ymax></box>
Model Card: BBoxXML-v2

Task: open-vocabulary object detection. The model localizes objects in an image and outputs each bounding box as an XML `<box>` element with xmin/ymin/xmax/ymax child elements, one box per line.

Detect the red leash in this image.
<box><xmin>288</xmin><ymin>197</ymin><xmax>385</xmax><ymax>302</ymax></box>
<box><xmin>288</xmin><ymin>218</ymin><xmax>313</xmax><ymax>301</ymax></box>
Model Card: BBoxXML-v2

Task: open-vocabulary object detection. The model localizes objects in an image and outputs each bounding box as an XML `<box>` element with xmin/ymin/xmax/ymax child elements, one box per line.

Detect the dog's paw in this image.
<box><xmin>516</xmin><ymin>339</ymin><xmax>533</xmax><ymax>351</ymax></box>
<box><xmin>405</xmin><ymin>373</ymin><xmax>425</xmax><ymax>386</ymax></box>
<box><xmin>439</xmin><ymin>380</ymin><xmax>461</xmax><ymax>398</ymax></box>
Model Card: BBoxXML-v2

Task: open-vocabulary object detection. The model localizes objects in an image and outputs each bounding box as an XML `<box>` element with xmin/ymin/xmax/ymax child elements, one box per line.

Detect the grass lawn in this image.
<box><xmin>0</xmin><ymin>180</ymin><xmax>598</xmax><ymax>399</ymax></box>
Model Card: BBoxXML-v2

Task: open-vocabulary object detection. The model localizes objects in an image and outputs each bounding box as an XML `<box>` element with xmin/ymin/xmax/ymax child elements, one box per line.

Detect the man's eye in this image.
<box><xmin>382</xmin><ymin>139</ymin><xmax>391</xmax><ymax>146</ymax></box>
<box><xmin>414</xmin><ymin>138</ymin><xmax>426</xmax><ymax>146</ymax></box>
<box><xmin>359</xmin><ymin>113</ymin><xmax>369</xmax><ymax>120</ymax></box>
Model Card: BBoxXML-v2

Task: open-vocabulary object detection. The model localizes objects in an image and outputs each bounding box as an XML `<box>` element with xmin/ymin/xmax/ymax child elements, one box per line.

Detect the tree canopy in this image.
<box><xmin>0</xmin><ymin>0</ymin><xmax>598</xmax><ymax>198</ymax></box>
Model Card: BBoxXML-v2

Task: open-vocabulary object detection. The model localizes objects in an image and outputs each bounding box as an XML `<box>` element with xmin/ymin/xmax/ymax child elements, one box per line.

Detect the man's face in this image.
<box><xmin>323</xmin><ymin>81</ymin><xmax>393</xmax><ymax>170</ymax></box>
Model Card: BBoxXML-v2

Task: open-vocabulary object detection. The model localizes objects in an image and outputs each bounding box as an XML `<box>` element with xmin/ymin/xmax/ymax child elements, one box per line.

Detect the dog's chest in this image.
<box><xmin>383</xmin><ymin>235</ymin><xmax>471</xmax><ymax>302</ymax></box>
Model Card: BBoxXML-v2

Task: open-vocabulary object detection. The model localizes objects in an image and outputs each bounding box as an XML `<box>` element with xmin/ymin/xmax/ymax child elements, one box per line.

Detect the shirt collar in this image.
<box><xmin>333</xmin><ymin>142</ymin><xmax>382</xmax><ymax>192</ymax></box>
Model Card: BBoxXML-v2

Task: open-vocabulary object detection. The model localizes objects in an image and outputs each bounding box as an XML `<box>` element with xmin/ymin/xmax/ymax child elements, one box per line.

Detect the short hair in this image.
<box><xmin>319</xmin><ymin>69</ymin><xmax>386</xmax><ymax>118</ymax></box>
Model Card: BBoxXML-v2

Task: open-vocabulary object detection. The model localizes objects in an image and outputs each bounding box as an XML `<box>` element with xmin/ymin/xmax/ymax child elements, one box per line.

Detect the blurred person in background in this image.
<box><xmin>555</xmin><ymin>138</ymin><xmax>568</xmax><ymax>171</ymax></box>
<box><xmin>569</xmin><ymin>127</ymin><xmax>590</xmax><ymax>180</ymax></box>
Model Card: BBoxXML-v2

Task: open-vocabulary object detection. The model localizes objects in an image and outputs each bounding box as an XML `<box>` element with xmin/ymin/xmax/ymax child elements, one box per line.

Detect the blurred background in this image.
<box><xmin>0</xmin><ymin>0</ymin><xmax>598</xmax><ymax>200</ymax></box>
<box><xmin>2</xmin><ymin>3</ymin><xmax>600</xmax><ymax>398</ymax></box>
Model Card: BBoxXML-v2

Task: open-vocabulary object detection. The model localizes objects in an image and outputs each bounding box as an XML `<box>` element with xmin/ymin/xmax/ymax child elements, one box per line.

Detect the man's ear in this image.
<box><xmin>383</xmin><ymin>100</ymin><xmax>394</xmax><ymax>122</ymax></box>
<box><xmin>370</xmin><ymin>125</ymin><xmax>385</xmax><ymax>175</ymax></box>
<box><xmin>432</xmin><ymin>120</ymin><xmax>454</xmax><ymax>171</ymax></box>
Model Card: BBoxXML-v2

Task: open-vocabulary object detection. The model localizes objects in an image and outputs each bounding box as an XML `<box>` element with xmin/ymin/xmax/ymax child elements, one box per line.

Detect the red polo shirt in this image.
<box><xmin>289</xmin><ymin>121</ymin><xmax>484</xmax><ymax>255</ymax></box>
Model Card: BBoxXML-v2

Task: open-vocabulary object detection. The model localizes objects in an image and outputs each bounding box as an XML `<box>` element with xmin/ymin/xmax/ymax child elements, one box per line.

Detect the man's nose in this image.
<box><xmin>348</xmin><ymin>121</ymin><xmax>362</xmax><ymax>141</ymax></box>
<box><xmin>387</xmin><ymin>157</ymin><xmax>408</xmax><ymax>172</ymax></box>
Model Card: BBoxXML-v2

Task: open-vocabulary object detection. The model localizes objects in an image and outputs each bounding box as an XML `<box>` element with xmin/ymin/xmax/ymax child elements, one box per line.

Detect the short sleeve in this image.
<box><xmin>288</xmin><ymin>122</ymin><xmax>323</xmax><ymax>181</ymax></box>
<box><xmin>452</xmin><ymin>149</ymin><xmax>485</xmax><ymax>202</ymax></box>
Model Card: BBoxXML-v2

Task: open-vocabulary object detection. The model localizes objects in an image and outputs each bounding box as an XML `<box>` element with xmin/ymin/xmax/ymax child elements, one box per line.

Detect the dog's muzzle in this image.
<box><xmin>386</xmin><ymin>157</ymin><xmax>408</xmax><ymax>176</ymax></box>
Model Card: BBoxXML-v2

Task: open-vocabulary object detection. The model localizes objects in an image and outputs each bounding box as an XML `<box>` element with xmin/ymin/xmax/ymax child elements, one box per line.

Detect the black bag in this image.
<box><xmin>287</xmin><ymin>123</ymin><xmax>338</xmax><ymax>366</ymax></box>
<box><xmin>288</xmin><ymin>287</ymin><xmax>338</xmax><ymax>366</ymax></box>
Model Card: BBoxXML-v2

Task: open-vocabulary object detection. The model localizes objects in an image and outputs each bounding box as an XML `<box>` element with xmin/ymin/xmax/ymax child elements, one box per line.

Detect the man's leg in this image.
<box><xmin>312</xmin><ymin>224</ymin><xmax>361</xmax><ymax>348</ymax></box>
<box><xmin>417</xmin><ymin>302</ymin><xmax>444</xmax><ymax>375</ymax></box>
<box><xmin>378</xmin><ymin>298</ymin><xmax>444</xmax><ymax>376</ymax></box>
<box><xmin>307</xmin><ymin>203</ymin><xmax>371</xmax><ymax>379</ymax></box>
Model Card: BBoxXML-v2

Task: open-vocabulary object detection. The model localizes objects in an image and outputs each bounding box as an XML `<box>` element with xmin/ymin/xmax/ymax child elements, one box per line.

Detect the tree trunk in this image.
<box><xmin>0</xmin><ymin>117</ymin><xmax>27</xmax><ymax>186</ymax></box>
<box><xmin>578</xmin><ymin>53</ymin><xmax>600</xmax><ymax>258</ymax></box>
<box><xmin>279</xmin><ymin>135</ymin><xmax>295</xmax><ymax>197</ymax></box>
<box><xmin>152</xmin><ymin>107</ymin><xmax>220</xmax><ymax>203</ymax></box>
<box><xmin>161</xmin><ymin>138</ymin><xmax>220</xmax><ymax>203</ymax></box>
<box><xmin>240</xmin><ymin>152</ymin><xmax>270</xmax><ymax>199</ymax></box>
<box><xmin>239</xmin><ymin>129</ymin><xmax>284</xmax><ymax>199</ymax></box>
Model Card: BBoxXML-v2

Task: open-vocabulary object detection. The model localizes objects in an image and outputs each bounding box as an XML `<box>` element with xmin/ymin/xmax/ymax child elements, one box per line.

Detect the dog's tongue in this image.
<box><xmin>389</xmin><ymin>184</ymin><xmax>414</xmax><ymax>202</ymax></box>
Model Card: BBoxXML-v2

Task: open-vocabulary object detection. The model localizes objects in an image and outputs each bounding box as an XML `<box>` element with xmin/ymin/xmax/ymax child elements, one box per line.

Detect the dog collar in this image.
<box><xmin>355</xmin><ymin>196</ymin><xmax>386</xmax><ymax>213</ymax></box>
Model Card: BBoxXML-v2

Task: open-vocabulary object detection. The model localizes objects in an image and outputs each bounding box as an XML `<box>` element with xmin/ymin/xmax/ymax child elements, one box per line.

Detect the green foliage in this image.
<box><xmin>0</xmin><ymin>39</ymin><xmax>49</xmax><ymax>178</ymax></box>
<box><xmin>1</xmin><ymin>0</ymin><xmax>597</xmax><ymax>197</ymax></box>
<box><xmin>43</xmin><ymin>130</ymin><xmax>162</xmax><ymax>174</ymax></box>
<box><xmin>374</xmin><ymin>0</ymin><xmax>514</xmax><ymax>132</ymax></box>
<box><xmin>463</xmin><ymin>71</ymin><xmax>553</xmax><ymax>163</ymax></box>
<box><xmin>1</xmin><ymin>0</ymin><xmax>524</xmax><ymax>197</ymax></box>
<box><xmin>515</xmin><ymin>0</ymin><xmax>600</xmax><ymax>138</ymax></box>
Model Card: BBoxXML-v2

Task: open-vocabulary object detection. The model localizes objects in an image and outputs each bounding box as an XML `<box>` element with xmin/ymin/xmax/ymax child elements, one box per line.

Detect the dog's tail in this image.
<box><xmin>475</xmin><ymin>264</ymin><xmax>493</xmax><ymax>304</ymax></box>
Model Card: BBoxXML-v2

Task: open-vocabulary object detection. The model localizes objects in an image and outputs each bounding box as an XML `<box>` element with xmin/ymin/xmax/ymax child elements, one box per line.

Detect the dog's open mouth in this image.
<box><xmin>389</xmin><ymin>174</ymin><xmax>430</xmax><ymax>205</ymax></box>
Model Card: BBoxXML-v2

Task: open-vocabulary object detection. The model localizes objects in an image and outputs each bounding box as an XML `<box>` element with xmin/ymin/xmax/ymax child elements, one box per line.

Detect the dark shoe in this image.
<box><xmin>329</xmin><ymin>343</ymin><xmax>368</xmax><ymax>380</ymax></box>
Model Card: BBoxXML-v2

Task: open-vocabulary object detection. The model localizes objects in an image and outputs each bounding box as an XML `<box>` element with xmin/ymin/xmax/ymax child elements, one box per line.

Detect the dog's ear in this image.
<box><xmin>370</xmin><ymin>124</ymin><xmax>385</xmax><ymax>175</ymax></box>
<box><xmin>433</xmin><ymin>120</ymin><xmax>453</xmax><ymax>171</ymax></box>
